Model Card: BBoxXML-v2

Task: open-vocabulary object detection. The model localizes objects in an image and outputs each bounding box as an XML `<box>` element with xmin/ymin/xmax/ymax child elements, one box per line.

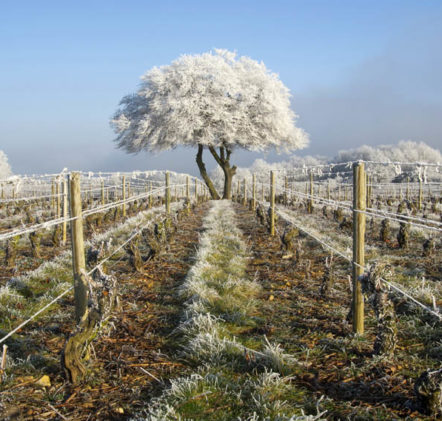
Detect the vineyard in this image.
<box><xmin>0</xmin><ymin>161</ymin><xmax>440</xmax><ymax>420</ymax></box>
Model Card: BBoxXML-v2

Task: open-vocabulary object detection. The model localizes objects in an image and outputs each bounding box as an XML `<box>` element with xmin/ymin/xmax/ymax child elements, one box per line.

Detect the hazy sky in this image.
<box><xmin>1</xmin><ymin>0</ymin><xmax>441</xmax><ymax>175</ymax></box>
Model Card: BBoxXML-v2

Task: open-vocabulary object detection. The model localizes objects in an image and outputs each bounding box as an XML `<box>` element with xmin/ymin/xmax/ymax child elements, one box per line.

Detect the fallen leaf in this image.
<box><xmin>36</xmin><ymin>375</ymin><xmax>51</xmax><ymax>387</ymax></box>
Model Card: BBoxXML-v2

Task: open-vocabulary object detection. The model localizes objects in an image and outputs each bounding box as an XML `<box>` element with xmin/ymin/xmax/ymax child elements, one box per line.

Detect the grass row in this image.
<box><xmin>135</xmin><ymin>200</ymin><xmax>326</xmax><ymax>421</ymax></box>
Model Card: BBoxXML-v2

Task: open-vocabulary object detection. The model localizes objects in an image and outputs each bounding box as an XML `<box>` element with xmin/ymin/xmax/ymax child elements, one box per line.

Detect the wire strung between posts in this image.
<box><xmin>0</xmin><ymin>192</ymin><xmax>65</xmax><ymax>203</ymax></box>
<box><xmin>273</xmin><ymin>183</ymin><xmax>441</xmax><ymax>231</ymax></box>
<box><xmin>274</xmin><ymin>206</ymin><xmax>441</xmax><ymax>321</ymax></box>
<box><xmin>274</xmin><ymin>184</ymin><xmax>353</xmax><ymax>210</ymax></box>
<box><xmin>82</xmin><ymin>183</ymin><xmax>186</xmax><ymax>217</ymax></box>
<box><xmin>363</xmin><ymin>160</ymin><xmax>441</xmax><ymax>167</ymax></box>
<box><xmin>287</xmin><ymin>170</ymin><xmax>355</xmax><ymax>178</ymax></box>
<box><xmin>0</xmin><ymin>173</ymin><xmax>67</xmax><ymax>183</ymax></box>
<box><xmin>0</xmin><ymin>287</ymin><xmax>74</xmax><ymax>345</ymax></box>
<box><xmin>0</xmin><ymin>183</ymin><xmax>187</xmax><ymax>242</ymax></box>
<box><xmin>0</xmin><ymin>202</ymin><xmax>182</xmax><ymax>345</ymax></box>
<box><xmin>0</xmin><ymin>215</ymin><xmax>76</xmax><ymax>242</ymax></box>
<box><xmin>79</xmin><ymin>185</ymin><xmax>118</xmax><ymax>195</ymax></box>
<box><xmin>253</xmin><ymin>188</ymin><xmax>441</xmax><ymax>319</ymax></box>
<box><xmin>268</xmin><ymin>161</ymin><xmax>356</xmax><ymax>172</ymax></box>
<box><xmin>275</xmin><ymin>207</ymin><xmax>352</xmax><ymax>262</ymax></box>
<box><xmin>365</xmin><ymin>207</ymin><xmax>442</xmax><ymax>227</ymax></box>
<box><xmin>367</xmin><ymin>181</ymin><xmax>442</xmax><ymax>186</ymax></box>
<box><xmin>355</xmin><ymin>209</ymin><xmax>442</xmax><ymax>232</ymax></box>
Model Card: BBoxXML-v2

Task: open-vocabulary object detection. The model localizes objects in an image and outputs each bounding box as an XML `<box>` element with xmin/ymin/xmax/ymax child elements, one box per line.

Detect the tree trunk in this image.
<box><xmin>208</xmin><ymin>146</ymin><xmax>237</xmax><ymax>200</ymax></box>
<box><xmin>221</xmin><ymin>166</ymin><xmax>236</xmax><ymax>199</ymax></box>
<box><xmin>196</xmin><ymin>145</ymin><xmax>220</xmax><ymax>200</ymax></box>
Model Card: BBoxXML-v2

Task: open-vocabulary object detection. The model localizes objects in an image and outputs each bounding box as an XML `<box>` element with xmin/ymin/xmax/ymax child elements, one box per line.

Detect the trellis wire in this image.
<box><xmin>0</xmin><ymin>200</ymin><xmax>181</xmax><ymax>345</ymax></box>
<box><xmin>0</xmin><ymin>183</ymin><xmax>187</xmax><ymax>242</ymax></box>
<box><xmin>274</xmin><ymin>207</ymin><xmax>441</xmax><ymax>321</ymax></box>
<box><xmin>356</xmin><ymin>209</ymin><xmax>442</xmax><ymax>232</ymax></box>
<box><xmin>365</xmin><ymin>207</ymin><xmax>442</xmax><ymax>226</ymax></box>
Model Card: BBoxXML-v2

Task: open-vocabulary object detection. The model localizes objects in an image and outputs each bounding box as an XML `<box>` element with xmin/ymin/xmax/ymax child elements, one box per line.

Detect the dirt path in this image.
<box><xmin>1</xmin><ymin>203</ymin><xmax>209</xmax><ymax>420</ymax></box>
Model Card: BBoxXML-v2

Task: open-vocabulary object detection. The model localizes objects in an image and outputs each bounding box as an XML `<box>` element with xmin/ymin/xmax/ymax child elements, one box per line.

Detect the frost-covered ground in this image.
<box><xmin>0</xmin><ymin>202</ymin><xmax>183</xmax><ymax>335</ymax></box>
<box><xmin>274</xmin><ymin>203</ymin><xmax>441</xmax><ymax>313</ymax></box>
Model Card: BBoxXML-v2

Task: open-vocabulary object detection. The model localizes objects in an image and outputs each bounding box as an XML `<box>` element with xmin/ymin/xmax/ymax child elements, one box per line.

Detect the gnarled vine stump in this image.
<box><xmin>415</xmin><ymin>368</ymin><xmax>442</xmax><ymax>416</ymax></box>
<box><xmin>359</xmin><ymin>264</ymin><xmax>397</xmax><ymax>355</ymax></box>
<box><xmin>62</xmin><ymin>267</ymin><xmax>117</xmax><ymax>384</ymax></box>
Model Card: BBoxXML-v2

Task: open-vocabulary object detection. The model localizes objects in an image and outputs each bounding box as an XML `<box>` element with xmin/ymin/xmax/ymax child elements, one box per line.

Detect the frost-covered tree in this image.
<box><xmin>220</xmin><ymin>140</ymin><xmax>441</xmax><ymax>186</ymax></box>
<box><xmin>0</xmin><ymin>150</ymin><xmax>12</xmax><ymax>179</ymax></box>
<box><xmin>334</xmin><ymin>141</ymin><xmax>442</xmax><ymax>181</ymax></box>
<box><xmin>111</xmin><ymin>49</ymin><xmax>309</xmax><ymax>199</ymax></box>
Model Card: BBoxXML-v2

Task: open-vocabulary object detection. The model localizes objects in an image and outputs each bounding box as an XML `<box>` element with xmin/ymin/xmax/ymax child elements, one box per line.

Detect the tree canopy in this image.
<box><xmin>111</xmin><ymin>49</ymin><xmax>309</xmax><ymax>198</ymax></box>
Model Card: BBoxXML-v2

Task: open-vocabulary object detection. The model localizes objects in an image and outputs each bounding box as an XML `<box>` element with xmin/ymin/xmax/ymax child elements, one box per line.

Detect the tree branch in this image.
<box><xmin>196</xmin><ymin>145</ymin><xmax>220</xmax><ymax>200</ymax></box>
<box><xmin>220</xmin><ymin>146</ymin><xmax>225</xmax><ymax>162</ymax></box>
<box><xmin>226</xmin><ymin>147</ymin><xmax>232</xmax><ymax>162</ymax></box>
<box><xmin>208</xmin><ymin>146</ymin><xmax>224</xmax><ymax>167</ymax></box>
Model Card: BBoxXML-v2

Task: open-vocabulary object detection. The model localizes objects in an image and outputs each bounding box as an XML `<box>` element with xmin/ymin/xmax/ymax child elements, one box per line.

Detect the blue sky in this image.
<box><xmin>1</xmin><ymin>0</ymin><xmax>441</xmax><ymax>174</ymax></box>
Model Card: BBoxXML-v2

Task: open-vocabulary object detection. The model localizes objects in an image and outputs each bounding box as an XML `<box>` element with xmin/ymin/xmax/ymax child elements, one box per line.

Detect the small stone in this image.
<box><xmin>268</xmin><ymin>295</ymin><xmax>274</xmax><ymax>301</ymax></box>
<box><xmin>115</xmin><ymin>407</ymin><xmax>124</xmax><ymax>414</ymax></box>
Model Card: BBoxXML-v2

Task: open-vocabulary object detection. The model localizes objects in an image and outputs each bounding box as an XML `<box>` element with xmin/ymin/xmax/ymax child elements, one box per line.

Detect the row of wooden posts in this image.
<box><xmin>66</xmin><ymin>166</ymin><xmax>437</xmax><ymax>335</ymax></box>
<box><xmin>1</xmin><ymin>172</ymin><xmax>207</xmax><ymax>383</ymax></box>
<box><xmin>233</xmin><ymin>172</ymin><xmax>428</xmax><ymax>211</ymax></box>
<box><xmin>234</xmin><ymin>163</ymin><xmax>368</xmax><ymax>334</ymax></box>
<box><xmin>68</xmin><ymin>172</ymin><xmax>207</xmax><ymax>324</ymax></box>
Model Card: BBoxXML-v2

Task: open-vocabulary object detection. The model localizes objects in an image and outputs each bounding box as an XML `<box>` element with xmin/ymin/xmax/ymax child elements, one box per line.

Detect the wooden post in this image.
<box><xmin>148</xmin><ymin>182</ymin><xmax>153</xmax><ymax>208</ymax></box>
<box><xmin>406</xmin><ymin>177</ymin><xmax>410</xmax><ymax>201</ymax></box>
<box><xmin>69</xmin><ymin>172</ymin><xmax>87</xmax><ymax>324</ymax></box>
<box><xmin>327</xmin><ymin>180</ymin><xmax>331</xmax><ymax>200</ymax></box>
<box><xmin>55</xmin><ymin>179</ymin><xmax>61</xmax><ymax>218</ymax></box>
<box><xmin>101</xmin><ymin>181</ymin><xmax>105</xmax><ymax>205</ymax></box>
<box><xmin>122</xmin><ymin>176</ymin><xmax>126</xmax><ymax>217</ymax></box>
<box><xmin>418</xmin><ymin>178</ymin><xmax>423</xmax><ymax>211</ymax></box>
<box><xmin>186</xmin><ymin>176</ymin><xmax>190</xmax><ymax>209</ymax></box>
<box><xmin>165</xmin><ymin>172</ymin><xmax>170</xmax><ymax>214</ymax></box>
<box><xmin>284</xmin><ymin>176</ymin><xmax>288</xmax><ymax>205</ymax></box>
<box><xmin>352</xmin><ymin>162</ymin><xmax>366</xmax><ymax>335</ymax></box>
<box><xmin>308</xmin><ymin>171</ymin><xmax>313</xmax><ymax>213</ymax></box>
<box><xmin>261</xmin><ymin>182</ymin><xmax>264</xmax><ymax>202</ymax></box>
<box><xmin>270</xmin><ymin>171</ymin><xmax>276</xmax><ymax>236</ymax></box>
<box><xmin>62</xmin><ymin>177</ymin><xmax>68</xmax><ymax>245</ymax></box>
<box><xmin>242</xmin><ymin>178</ymin><xmax>247</xmax><ymax>206</ymax></box>
<box><xmin>252</xmin><ymin>174</ymin><xmax>256</xmax><ymax>211</ymax></box>
<box><xmin>51</xmin><ymin>179</ymin><xmax>55</xmax><ymax>211</ymax></box>
<box><xmin>0</xmin><ymin>344</ymin><xmax>7</xmax><ymax>381</ymax></box>
<box><xmin>366</xmin><ymin>174</ymin><xmax>371</xmax><ymax>206</ymax></box>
